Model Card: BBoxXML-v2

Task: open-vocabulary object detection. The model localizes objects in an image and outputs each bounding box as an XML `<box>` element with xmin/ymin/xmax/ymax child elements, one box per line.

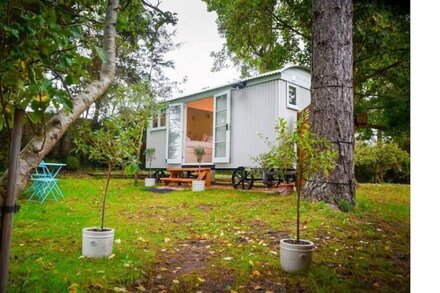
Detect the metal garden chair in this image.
<box><xmin>26</xmin><ymin>161</ymin><xmax>65</xmax><ymax>204</ymax></box>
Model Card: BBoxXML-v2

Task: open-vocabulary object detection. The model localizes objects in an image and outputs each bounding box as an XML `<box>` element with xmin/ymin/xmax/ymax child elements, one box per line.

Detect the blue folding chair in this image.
<box><xmin>26</xmin><ymin>161</ymin><xmax>65</xmax><ymax>204</ymax></box>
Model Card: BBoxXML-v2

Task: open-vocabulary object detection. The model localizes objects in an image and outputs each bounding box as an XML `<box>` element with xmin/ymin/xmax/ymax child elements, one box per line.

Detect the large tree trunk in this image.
<box><xmin>303</xmin><ymin>0</ymin><xmax>356</xmax><ymax>206</ymax></box>
<box><xmin>0</xmin><ymin>0</ymin><xmax>120</xmax><ymax>205</ymax></box>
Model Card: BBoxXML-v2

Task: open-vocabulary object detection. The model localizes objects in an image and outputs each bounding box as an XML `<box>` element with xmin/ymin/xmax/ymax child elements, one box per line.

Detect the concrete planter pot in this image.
<box><xmin>82</xmin><ymin>227</ymin><xmax>115</xmax><ymax>258</ymax></box>
<box><xmin>280</xmin><ymin>238</ymin><xmax>314</xmax><ymax>273</ymax></box>
<box><xmin>192</xmin><ymin>180</ymin><xmax>205</xmax><ymax>192</ymax></box>
<box><xmin>278</xmin><ymin>183</ymin><xmax>294</xmax><ymax>195</ymax></box>
<box><xmin>144</xmin><ymin>177</ymin><xmax>156</xmax><ymax>187</ymax></box>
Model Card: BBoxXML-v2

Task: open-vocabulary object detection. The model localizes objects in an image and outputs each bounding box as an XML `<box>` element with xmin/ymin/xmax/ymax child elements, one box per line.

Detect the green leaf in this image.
<box><xmin>93</xmin><ymin>45</ymin><xmax>107</xmax><ymax>62</ymax></box>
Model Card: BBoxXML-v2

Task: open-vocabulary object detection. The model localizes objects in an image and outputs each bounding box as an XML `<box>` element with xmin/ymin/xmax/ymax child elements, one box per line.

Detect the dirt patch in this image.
<box><xmin>141</xmin><ymin>239</ymin><xmax>212</xmax><ymax>291</ymax></box>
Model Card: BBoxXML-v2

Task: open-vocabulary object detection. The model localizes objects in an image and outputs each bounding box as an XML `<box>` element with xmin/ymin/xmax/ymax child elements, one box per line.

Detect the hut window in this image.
<box><xmin>151</xmin><ymin>108</ymin><xmax>166</xmax><ymax>129</ymax></box>
<box><xmin>287</xmin><ymin>84</ymin><xmax>297</xmax><ymax>109</ymax></box>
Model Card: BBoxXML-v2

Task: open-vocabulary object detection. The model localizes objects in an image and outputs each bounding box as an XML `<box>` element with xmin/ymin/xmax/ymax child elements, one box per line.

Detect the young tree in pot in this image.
<box><xmin>266</xmin><ymin>118</ymin><xmax>296</xmax><ymax>195</ymax></box>
<box><xmin>144</xmin><ymin>148</ymin><xmax>156</xmax><ymax>187</ymax></box>
<box><xmin>280</xmin><ymin>118</ymin><xmax>337</xmax><ymax>273</ymax></box>
<box><xmin>74</xmin><ymin>117</ymin><xmax>137</xmax><ymax>258</ymax></box>
<box><xmin>192</xmin><ymin>146</ymin><xmax>206</xmax><ymax>192</ymax></box>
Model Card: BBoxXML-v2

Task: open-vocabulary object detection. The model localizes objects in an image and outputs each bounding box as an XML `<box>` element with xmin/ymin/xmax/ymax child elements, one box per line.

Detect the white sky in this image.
<box><xmin>160</xmin><ymin>0</ymin><xmax>240</xmax><ymax>97</ymax></box>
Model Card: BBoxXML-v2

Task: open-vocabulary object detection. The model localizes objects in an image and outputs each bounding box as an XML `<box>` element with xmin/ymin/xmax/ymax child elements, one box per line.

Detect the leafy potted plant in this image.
<box><xmin>279</xmin><ymin>118</ymin><xmax>337</xmax><ymax>273</ymax></box>
<box><xmin>192</xmin><ymin>145</ymin><xmax>206</xmax><ymax>192</ymax></box>
<box><xmin>144</xmin><ymin>148</ymin><xmax>156</xmax><ymax>187</ymax></box>
<box><xmin>74</xmin><ymin>118</ymin><xmax>137</xmax><ymax>258</ymax></box>
<box><xmin>264</xmin><ymin>118</ymin><xmax>296</xmax><ymax>195</ymax></box>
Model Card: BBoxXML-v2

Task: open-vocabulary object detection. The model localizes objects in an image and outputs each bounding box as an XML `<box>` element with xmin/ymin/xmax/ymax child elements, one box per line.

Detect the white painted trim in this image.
<box><xmin>150</xmin><ymin>126</ymin><xmax>166</xmax><ymax>132</ymax></box>
<box><xmin>213</xmin><ymin>90</ymin><xmax>231</xmax><ymax>163</ymax></box>
<box><xmin>165</xmin><ymin>103</ymin><xmax>184</xmax><ymax>164</ymax></box>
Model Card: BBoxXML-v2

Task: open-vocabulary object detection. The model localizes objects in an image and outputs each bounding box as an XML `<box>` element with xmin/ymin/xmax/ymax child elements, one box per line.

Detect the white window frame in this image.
<box><xmin>150</xmin><ymin>108</ymin><xmax>167</xmax><ymax>131</ymax></box>
<box><xmin>286</xmin><ymin>83</ymin><xmax>299</xmax><ymax>110</ymax></box>
<box><xmin>165</xmin><ymin>103</ymin><xmax>184</xmax><ymax>164</ymax></box>
<box><xmin>213</xmin><ymin>91</ymin><xmax>231</xmax><ymax>163</ymax></box>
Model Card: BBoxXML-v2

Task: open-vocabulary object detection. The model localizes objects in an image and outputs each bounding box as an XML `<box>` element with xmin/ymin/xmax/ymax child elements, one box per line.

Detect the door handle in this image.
<box><xmin>226</xmin><ymin>123</ymin><xmax>229</xmax><ymax>131</ymax></box>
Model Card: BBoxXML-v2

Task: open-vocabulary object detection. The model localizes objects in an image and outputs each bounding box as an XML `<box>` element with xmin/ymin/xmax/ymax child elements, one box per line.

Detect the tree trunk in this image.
<box><xmin>101</xmin><ymin>164</ymin><xmax>112</xmax><ymax>230</ymax></box>
<box><xmin>0</xmin><ymin>109</ymin><xmax>25</xmax><ymax>292</ymax></box>
<box><xmin>302</xmin><ymin>0</ymin><xmax>356</xmax><ymax>206</ymax></box>
<box><xmin>0</xmin><ymin>0</ymin><xmax>120</xmax><ymax>205</ymax></box>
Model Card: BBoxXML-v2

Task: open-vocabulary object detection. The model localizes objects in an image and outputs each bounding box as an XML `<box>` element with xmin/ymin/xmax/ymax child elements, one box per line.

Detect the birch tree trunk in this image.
<box><xmin>302</xmin><ymin>0</ymin><xmax>356</xmax><ymax>206</ymax></box>
<box><xmin>0</xmin><ymin>0</ymin><xmax>120</xmax><ymax>205</ymax></box>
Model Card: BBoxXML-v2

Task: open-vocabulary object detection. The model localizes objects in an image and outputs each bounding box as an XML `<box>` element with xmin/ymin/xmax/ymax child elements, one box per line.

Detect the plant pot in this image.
<box><xmin>192</xmin><ymin>180</ymin><xmax>205</xmax><ymax>192</ymax></box>
<box><xmin>82</xmin><ymin>227</ymin><xmax>115</xmax><ymax>258</ymax></box>
<box><xmin>280</xmin><ymin>238</ymin><xmax>314</xmax><ymax>273</ymax></box>
<box><xmin>278</xmin><ymin>183</ymin><xmax>294</xmax><ymax>195</ymax></box>
<box><xmin>144</xmin><ymin>177</ymin><xmax>156</xmax><ymax>187</ymax></box>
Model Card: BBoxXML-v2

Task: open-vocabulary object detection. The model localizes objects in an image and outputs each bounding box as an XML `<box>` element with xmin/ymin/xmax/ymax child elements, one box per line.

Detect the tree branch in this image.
<box><xmin>0</xmin><ymin>0</ymin><xmax>120</xmax><ymax>203</ymax></box>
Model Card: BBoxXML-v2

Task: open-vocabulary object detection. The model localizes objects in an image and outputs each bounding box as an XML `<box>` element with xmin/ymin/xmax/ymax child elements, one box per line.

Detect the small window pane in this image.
<box><xmin>215</xmin><ymin>126</ymin><xmax>226</xmax><ymax>142</ymax></box>
<box><xmin>215</xmin><ymin>111</ymin><xmax>226</xmax><ymax>127</ymax></box>
<box><xmin>215</xmin><ymin>142</ymin><xmax>226</xmax><ymax>157</ymax></box>
<box><xmin>160</xmin><ymin>110</ymin><xmax>166</xmax><ymax>127</ymax></box>
<box><xmin>216</xmin><ymin>94</ymin><xmax>227</xmax><ymax>111</ymax></box>
<box><xmin>288</xmin><ymin>86</ymin><xmax>297</xmax><ymax>106</ymax></box>
<box><xmin>152</xmin><ymin>115</ymin><xmax>158</xmax><ymax>128</ymax></box>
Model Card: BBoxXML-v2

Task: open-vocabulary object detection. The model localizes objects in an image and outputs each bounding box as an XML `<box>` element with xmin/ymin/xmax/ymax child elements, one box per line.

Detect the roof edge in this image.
<box><xmin>169</xmin><ymin>64</ymin><xmax>310</xmax><ymax>101</ymax></box>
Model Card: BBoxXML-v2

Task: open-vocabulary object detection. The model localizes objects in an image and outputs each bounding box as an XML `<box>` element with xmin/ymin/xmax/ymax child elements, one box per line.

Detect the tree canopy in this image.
<box><xmin>203</xmin><ymin>0</ymin><xmax>410</xmax><ymax>142</ymax></box>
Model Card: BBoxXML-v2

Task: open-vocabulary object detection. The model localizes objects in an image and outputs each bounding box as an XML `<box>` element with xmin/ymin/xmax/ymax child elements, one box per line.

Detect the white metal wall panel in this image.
<box><xmin>216</xmin><ymin>80</ymin><xmax>279</xmax><ymax>169</ymax></box>
<box><xmin>146</xmin><ymin>129</ymin><xmax>167</xmax><ymax>169</ymax></box>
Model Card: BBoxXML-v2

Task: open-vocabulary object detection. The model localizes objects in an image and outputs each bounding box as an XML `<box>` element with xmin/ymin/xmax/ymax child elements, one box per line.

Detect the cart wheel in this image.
<box><xmin>153</xmin><ymin>170</ymin><xmax>166</xmax><ymax>183</ymax></box>
<box><xmin>232</xmin><ymin>167</ymin><xmax>254</xmax><ymax>190</ymax></box>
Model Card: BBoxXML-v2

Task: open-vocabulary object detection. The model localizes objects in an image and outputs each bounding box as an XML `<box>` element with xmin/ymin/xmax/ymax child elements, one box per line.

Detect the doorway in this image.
<box><xmin>184</xmin><ymin>97</ymin><xmax>214</xmax><ymax>164</ymax></box>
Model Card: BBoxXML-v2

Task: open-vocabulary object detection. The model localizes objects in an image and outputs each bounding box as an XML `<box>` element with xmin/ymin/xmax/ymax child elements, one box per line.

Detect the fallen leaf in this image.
<box><xmin>223</xmin><ymin>257</ymin><xmax>233</xmax><ymax>261</ymax></box>
<box><xmin>68</xmin><ymin>283</ymin><xmax>78</xmax><ymax>293</ymax></box>
<box><xmin>249</xmin><ymin>260</ymin><xmax>254</xmax><ymax>266</ymax></box>
<box><xmin>197</xmin><ymin>277</ymin><xmax>206</xmax><ymax>282</ymax></box>
<box><xmin>78</xmin><ymin>255</ymin><xmax>84</xmax><ymax>259</ymax></box>
<box><xmin>113</xmin><ymin>287</ymin><xmax>127</xmax><ymax>292</ymax></box>
<box><xmin>108</xmin><ymin>253</ymin><xmax>115</xmax><ymax>259</ymax></box>
<box><xmin>269</xmin><ymin>251</ymin><xmax>278</xmax><ymax>255</ymax></box>
<box><xmin>173</xmin><ymin>279</ymin><xmax>180</xmax><ymax>284</ymax></box>
<box><xmin>135</xmin><ymin>284</ymin><xmax>147</xmax><ymax>291</ymax></box>
<box><xmin>252</xmin><ymin>270</ymin><xmax>261</xmax><ymax>277</ymax></box>
<box><xmin>115</xmin><ymin>239</ymin><xmax>122</xmax><ymax>244</ymax></box>
<box><xmin>254</xmin><ymin>285</ymin><xmax>262</xmax><ymax>290</ymax></box>
<box><xmin>164</xmin><ymin>237</ymin><xmax>171</xmax><ymax>243</ymax></box>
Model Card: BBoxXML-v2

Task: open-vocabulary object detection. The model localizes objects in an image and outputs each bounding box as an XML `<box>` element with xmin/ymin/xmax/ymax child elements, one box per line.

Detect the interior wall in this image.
<box><xmin>186</xmin><ymin>108</ymin><xmax>213</xmax><ymax>140</ymax></box>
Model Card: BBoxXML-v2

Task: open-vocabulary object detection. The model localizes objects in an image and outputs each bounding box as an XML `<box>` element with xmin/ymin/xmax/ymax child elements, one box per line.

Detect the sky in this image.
<box><xmin>160</xmin><ymin>0</ymin><xmax>241</xmax><ymax>97</ymax></box>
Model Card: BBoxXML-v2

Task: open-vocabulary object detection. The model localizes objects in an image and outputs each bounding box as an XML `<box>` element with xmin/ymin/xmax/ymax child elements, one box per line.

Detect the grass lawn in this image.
<box><xmin>10</xmin><ymin>179</ymin><xmax>409</xmax><ymax>292</ymax></box>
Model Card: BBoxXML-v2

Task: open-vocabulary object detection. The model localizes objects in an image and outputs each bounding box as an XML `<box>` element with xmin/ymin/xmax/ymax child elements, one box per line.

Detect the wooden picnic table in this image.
<box><xmin>161</xmin><ymin>167</ymin><xmax>211</xmax><ymax>188</ymax></box>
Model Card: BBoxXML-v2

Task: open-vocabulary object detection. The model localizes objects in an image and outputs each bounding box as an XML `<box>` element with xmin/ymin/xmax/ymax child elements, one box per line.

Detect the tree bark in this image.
<box><xmin>302</xmin><ymin>0</ymin><xmax>356</xmax><ymax>206</ymax></box>
<box><xmin>0</xmin><ymin>109</ymin><xmax>25</xmax><ymax>292</ymax></box>
<box><xmin>0</xmin><ymin>0</ymin><xmax>120</xmax><ymax>205</ymax></box>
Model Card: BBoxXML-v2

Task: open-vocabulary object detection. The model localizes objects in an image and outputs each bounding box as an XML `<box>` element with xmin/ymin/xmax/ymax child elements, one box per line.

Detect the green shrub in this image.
<box><xmin>66</xmin><ymin>156</ymin><xmax>80</xmax><ymax>171</ymax></box>
<box><xmin>355</xmin><ymin>141</ymin><xmax>409</xmax><ymax>183</ymax></box>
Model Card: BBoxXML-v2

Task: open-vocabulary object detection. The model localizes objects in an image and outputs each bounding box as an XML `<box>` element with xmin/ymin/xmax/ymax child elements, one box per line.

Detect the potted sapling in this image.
<box><xmin>144</xmin><ymin>148</ymin><xmax>156</xmax><ymax>187</ymax></box>
<box><xmin>192</xmin><ymin>145</ymin><xmax>206</xmax><ymax>192</ymax></box>
<box><xmin>74</xmin><ymin>118</ymin><xmax>137</xmax><ymax>258</ymax></box>
<box><xmin>280</xmin><ymin>118</ymin><xmax>337</xmax><ymax>273</ymax></box>
<box><xmin>265</xmin><ymin>118</ymin><xmax>296</xmax><ymax>195</ymax></box>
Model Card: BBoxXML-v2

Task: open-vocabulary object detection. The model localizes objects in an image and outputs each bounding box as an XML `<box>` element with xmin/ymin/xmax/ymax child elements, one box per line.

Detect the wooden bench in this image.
<box><xmin>161</xmin><ymin>168</ymin><xmax>211</xmax><ymax>188</ymax></box>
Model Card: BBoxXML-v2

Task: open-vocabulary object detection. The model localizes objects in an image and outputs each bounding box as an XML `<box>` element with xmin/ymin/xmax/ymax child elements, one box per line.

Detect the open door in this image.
<box><xmin>213</xmin><ymin>91</ymin><xmax>231</xmax><ymax>163</ymax></box>
<box><xmin>166</xmin><ymin>103</ymin><xmax>183</xmax><ymax>164</ymax></box>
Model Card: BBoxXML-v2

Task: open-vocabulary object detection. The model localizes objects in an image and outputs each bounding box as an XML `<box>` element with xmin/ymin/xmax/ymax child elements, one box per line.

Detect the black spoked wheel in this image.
<box><xmin>153</xmin><ymin>170</ymin><xmax>166</xmax><ymax>183</ymax></box>
<box><xmin>232</xmin><ymin>167</ymin><xmax>254</xmax><ymax>190</ymax></box>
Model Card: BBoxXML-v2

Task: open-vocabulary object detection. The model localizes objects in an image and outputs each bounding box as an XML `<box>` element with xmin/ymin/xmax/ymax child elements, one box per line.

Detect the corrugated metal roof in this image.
<box><xmin>169</xmin><ymin>64</ymin><xmax>310</xmax><ymax>101</ymax></box>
